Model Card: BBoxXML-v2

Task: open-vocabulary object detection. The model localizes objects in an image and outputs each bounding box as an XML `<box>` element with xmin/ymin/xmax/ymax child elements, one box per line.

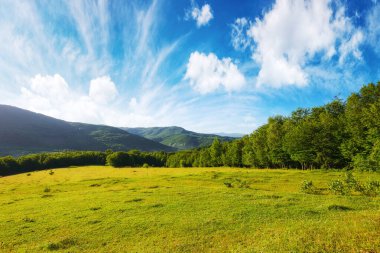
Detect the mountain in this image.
<box><xmin>213</xmin><ymin>132</ymin><xmax>245</xmax><ymax>138</ymax></box>
<box><xmin>0</xmin><ymin>105</ymin><xmax>175</xmax><ymax>156</ymax></box>
<box><xmin>122</xmin><ymin>126</ymin><xmax>236</xmax><ymax>150</ymax></box>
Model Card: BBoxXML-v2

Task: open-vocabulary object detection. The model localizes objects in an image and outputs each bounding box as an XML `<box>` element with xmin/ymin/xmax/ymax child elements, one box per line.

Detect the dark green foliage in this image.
<box><xmin>0</xmin><ymin>151</ymin><xmax>106</xmax><ymax>176</ymax></box>
<box><xmin>106</xmin><ymin>152</ymin><xmax>131</xmax><ymax>167</ymax></box>
<box><xmin>0</xmin><ymin>149</ymin><xmax>168</xmax><ymax>176</ymax></box>
<box><xmin>164</xmin><ymin>83</ymin><xmax>379</xmax><ymax>170</ymax></box>
<box><xmin>0</xmin><ymin>156</ymin><xmax>19</xmax><ymax>175</ymax></box>
<box><xmin>106</xmin><ymin>151</ymin><xmax>166</xmax><ymax>168</ymax></box>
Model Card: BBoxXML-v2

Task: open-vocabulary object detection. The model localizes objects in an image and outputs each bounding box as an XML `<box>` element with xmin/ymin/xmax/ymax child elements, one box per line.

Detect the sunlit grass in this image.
<box><xmin>0</xmin><ymin>166</ymin><xmax>379</xmax><ymax>252</ymax></box>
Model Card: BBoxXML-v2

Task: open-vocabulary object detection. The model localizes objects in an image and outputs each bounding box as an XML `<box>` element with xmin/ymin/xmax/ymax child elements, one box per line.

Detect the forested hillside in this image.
<box><xmin>123</xmin><ymin>126</ymin><xmax>235</xmax><ymax>150</ymax></box>
<box><xmin>166</xmin><ymin>82</ymin><xmax>380</xmax><ymax>170</ymax></box>
<box><xmin>0</xmin><ymin>105</ymin><xmax>174</xmax><ymax>156</ymax></box>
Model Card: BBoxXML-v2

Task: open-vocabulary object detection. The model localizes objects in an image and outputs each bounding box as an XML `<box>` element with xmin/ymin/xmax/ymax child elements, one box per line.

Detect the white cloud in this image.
<box><xmin>19</xmin><ymin>74</ymin><xmax>121</xmax><ymax>124</ymax></box>
<box><xmin>184</xmin><ymin>51</ymin><xmax>246</xmax><ymax>94</ymax></box>
<box><xmin>231</xmin><ymin>0</ymin><xmax>363</xmax><ymax>88</ymax></box>
<box><xmin>89</xmin><ymin>76</ymin><xmax>118</xmax><ymax>104</ymax></box>
<box><xmin>190</xmin><ymin>4</ymin><xmax>213</xmax><ymax>27</ymax></box>
<box><xmin>338</xmin><ymin>30</ymin><xmax>364</xmax><ymax>64</ymax></box>
<box><xmin>367</xmin><ymin>4</ymin><xmax>380</xmax><ymax>54</ymax></box>
<box><xmin>231</xmin><ymin>18</ymin><xmax>252</xmax><ymax>51</ymax></box>
<box><xmin>29</xmin><ymin>74</ymin><xmax>70</xmax><ymax>102</ymax></box>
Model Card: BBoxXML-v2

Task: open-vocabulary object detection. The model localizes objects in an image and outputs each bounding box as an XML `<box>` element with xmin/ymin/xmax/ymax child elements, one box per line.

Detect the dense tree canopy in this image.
<box><xmin>165</xmin><ymin>82</ymin><xmax>380</xmax><ymax>171</ymax></box>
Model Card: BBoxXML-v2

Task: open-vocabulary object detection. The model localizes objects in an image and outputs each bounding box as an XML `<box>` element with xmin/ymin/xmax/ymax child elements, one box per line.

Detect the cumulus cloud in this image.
<box><xmin>231</xmin><ymin>0</ymin><xmax>363</xmax><ymax>88</ymax></box>
<box><xmin>20</xmin><ymin>74</ymin><xmax>120</xmax><ymax>124</ymax></box>
<box><xmin>190</xmin><ymin>3</ymin><xmax>213</xmax><ymax>27</ymax></box>
<box><xmin>29</xmin><ymin>74</ymin><xmax>70</xmax><ymax>102</ymax></box>
<box><xmin>89</xmin><ymin>76</ymin><xmax>118</xmax><ymax>104</ymax></box>
<box><xmin>184</xmin><ymin>51</ymin><xmax>246</xmax><ymax>94</ymax></box>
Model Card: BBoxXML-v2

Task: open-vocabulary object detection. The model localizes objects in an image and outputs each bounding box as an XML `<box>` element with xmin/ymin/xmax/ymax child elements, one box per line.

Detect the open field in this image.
<box><xmin>0</xmin><ymin>166</ymin><xmax>379</xmax><ymax>252</ymax></box>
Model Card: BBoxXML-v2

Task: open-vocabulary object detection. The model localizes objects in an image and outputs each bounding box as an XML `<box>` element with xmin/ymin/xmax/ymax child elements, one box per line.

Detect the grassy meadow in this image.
<box><xmin>0</xmin><ymin>166</ymin><xmax>379</xmax><ymax>252</ymax></box>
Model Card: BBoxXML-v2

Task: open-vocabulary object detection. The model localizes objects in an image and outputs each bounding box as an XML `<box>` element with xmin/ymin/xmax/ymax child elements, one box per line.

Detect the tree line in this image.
<box><xmin>1</xmin><ymin>82</ymin><xmax>379</xmax><ymax>175</ymax></box>
<box><xmin>165</xmin><ymin>82</ymin><xmax>380</xmax><ymax>171</ymax></box>
<box><xmin>0</xmin><ymin>150</ymin><xmax>168</xmax><ymax>176</ymax></box>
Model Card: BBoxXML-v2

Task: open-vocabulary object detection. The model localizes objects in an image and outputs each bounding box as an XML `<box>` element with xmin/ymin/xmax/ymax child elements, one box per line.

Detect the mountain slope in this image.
<box><xmin>71</xmin><ymin>123</ymin><xmax>175</xmax><ymax>152</ymax></box>
<box><xmin>0</xmin><ymin>105</ymin><xmax>174</xmax><ymax>156</ymax></box>
<box><xmin>123</xmin><ymin>126</ymin><xmax>236</xmax><ymax>150</ymax></box>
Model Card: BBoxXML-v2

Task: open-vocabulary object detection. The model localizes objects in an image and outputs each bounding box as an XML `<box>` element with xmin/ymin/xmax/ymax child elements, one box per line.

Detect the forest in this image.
<box><xmin>166</xmin><ymin>82</ymin><xmax>380</xmax><ymax>170</ymax></box>
<box><xmin>1</xmin><ymin>82</ymin><xmax>379</xmax><ymax>175</ymax></box>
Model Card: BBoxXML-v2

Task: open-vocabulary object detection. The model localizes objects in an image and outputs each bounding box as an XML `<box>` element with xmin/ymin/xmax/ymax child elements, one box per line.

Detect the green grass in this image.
<box><xmin>0</xmin><ymin>167</ymin><xmax>379</xmax><ymax>252</ymax></box>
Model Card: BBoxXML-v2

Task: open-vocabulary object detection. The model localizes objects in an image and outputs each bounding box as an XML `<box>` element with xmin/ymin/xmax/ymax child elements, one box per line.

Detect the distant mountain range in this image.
<box><xmin>0</xmin><ymin>105</ymin><xmax>174</xmax><ymax>156</ymax></box>
<box><xmin>0</xmin><ymin>105</ymin><xmax>238</xmax><ymax>156</ymax></box>
<box><xmin>122</xmin><ymin>127</ymin><xmax>236</xmax><ymax>150</ymax></box>
<box><xmin>213</xmin><ymin>132</ymin><xmax>244</xmax><ymax>138</ymax></box>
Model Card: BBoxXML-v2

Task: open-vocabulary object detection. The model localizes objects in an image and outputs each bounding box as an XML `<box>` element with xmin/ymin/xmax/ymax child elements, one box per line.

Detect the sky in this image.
<box><xmin>0</xmin><ymin>0</ymin><xmax>379</xmax><ymax>134</ymax></box>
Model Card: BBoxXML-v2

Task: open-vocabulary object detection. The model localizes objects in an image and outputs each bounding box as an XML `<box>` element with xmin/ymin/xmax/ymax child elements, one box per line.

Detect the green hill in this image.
<box><xmin>123</xmin><ymin>126</ymin><xmax>236</xmax><ymax>150</ymax></box>
<box><xmin>0</xmin><ymin>105</ymin><xmax>174</xmax><ymax>156</ymax></box>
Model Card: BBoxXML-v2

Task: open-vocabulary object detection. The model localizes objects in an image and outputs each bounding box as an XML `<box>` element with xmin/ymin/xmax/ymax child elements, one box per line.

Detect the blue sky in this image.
<box><xmin>0</xmin><ymin>0</ymin><xmax>379</xmax><ymax>134</ymax></box>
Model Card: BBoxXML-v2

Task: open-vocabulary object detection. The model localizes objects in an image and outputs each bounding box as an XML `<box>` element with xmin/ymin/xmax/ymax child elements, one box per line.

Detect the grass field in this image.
<box><xmin>0</xmin><ymin>166</ymin><xmax>379</xmax><ymax>252</ymax></box>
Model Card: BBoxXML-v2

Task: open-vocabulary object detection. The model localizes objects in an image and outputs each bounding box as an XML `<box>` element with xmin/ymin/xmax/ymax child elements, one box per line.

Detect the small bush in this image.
<box><xmin>300</xmin><ymin>180</ymin><xmax>315</xmax><ymax>194</ymax></box>
<box><xmin>237</xmin><ymin>180</ymin><xmax>250</xmax><ymax>188</ymax></box>
<box><xmin>359</xmin><ymin>180</ymin><xmax>380</xmax><ymax>196</ymax></box>
<box><xmin>344</xmin><ymin>171</ymin><xmax>358</xmax><ymax>190</ymax></box>
<box><xmin>142</xmin><ymin>163</ymin><xmax>149</xmax><ymax>168</ymax></box>
<box><xmin>44</xmin><ymin>187</ymin><xmax>51</xmax><ymax>193</ymax></box>
<box><xmin>329</xmin><ymin>180</ymin><xmax>347</xmax><ymax>195</ymax></box>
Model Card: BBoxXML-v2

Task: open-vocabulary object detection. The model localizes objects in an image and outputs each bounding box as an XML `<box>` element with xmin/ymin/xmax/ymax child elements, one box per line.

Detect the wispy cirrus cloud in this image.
<box><xmin>0</xmin><ymin>0</ymin><xmax>194</xmax><ymax>129</ymax></box>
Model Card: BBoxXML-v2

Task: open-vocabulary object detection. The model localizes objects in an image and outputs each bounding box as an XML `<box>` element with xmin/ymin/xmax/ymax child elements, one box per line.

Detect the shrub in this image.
<box><xmin>106</xmin><ymin>152</ymin><xmax>131</xmax><ymax>167</ymax></box>
<box><xmin>353</xmin><ymin>154</ymin><xmax>377</xmax><ymax>171</ymax></box>
<box><xmin>237</xmin><ymin>180</ymin><xmax>250</xmax><ymax>188</ymax></box>
<box><xmin>300</xmin><ymin>180</ymin><xmax>314</xmax><ymax>194</ymax></box>
<box><xmin>359</xmin><ymin>180</ymin><xmax>380</xmax><ymax>196</ymax></box>
<box><xmin>142</xmin><ymin>163</ymin><xmax>149</xmax><ymax>168</ymax></box>
<box><xmin>329</xmin><ymin>180</ymin><xmax>347</xmax><ymax>195</ymax></box>
<box><xmin>344</xmin><ymin>171</ymin><xmax>359</xmax><ymax>191</ymax></box>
